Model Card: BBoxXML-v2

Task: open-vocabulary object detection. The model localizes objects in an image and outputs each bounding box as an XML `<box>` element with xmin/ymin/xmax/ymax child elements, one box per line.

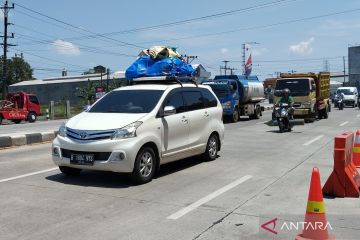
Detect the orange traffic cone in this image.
<box><xmin>353</xmin><ymin>130</ymin><xmax>360</xmax><ymax>167</ymax></box>
<box><xmin>295</xmin><ymin>167</ymin><xmax>335</xmax><ymax>240</ymax></box>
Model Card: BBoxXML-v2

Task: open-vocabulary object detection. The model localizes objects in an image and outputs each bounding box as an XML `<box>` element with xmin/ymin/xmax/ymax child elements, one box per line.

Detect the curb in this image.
<box><xmin>0</xmin><ymin>131</ymin><xmax>58</xmax><ymax>149</ymax></box>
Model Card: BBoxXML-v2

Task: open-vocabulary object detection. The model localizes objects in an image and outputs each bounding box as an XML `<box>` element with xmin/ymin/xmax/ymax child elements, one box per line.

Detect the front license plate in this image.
<box><xmin>70</xmin><ymin>153</ymin><xmax>94</xmax><ymax>165</ymax></box>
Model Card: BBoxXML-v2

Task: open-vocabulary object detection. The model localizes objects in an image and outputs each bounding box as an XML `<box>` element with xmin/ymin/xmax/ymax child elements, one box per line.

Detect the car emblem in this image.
<box><xmin>79</xmin><ymin>131</ymin><xmax>87</xmax><ymax>139</ymax></box>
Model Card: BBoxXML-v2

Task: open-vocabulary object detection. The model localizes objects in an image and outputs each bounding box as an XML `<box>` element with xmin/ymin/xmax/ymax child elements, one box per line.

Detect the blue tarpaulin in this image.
<box><xmin>125</xmin><ymin>55</ymin><xmax>194</xmax><ymax>79</ymax></box>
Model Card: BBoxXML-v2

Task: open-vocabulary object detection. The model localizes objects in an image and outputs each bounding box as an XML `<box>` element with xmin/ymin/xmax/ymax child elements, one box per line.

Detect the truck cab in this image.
<box><xmin>274</xmin><ymin>72</ymin><xmax>330</xmax><ymax>121</ymax></box>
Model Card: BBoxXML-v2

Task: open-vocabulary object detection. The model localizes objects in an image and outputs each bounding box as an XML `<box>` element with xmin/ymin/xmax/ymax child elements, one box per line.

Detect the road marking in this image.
<box><xmin>339</xmin><ymin>121</ymin><xmax>349</xmax><ymax>127</ymax></box>
<box><xmin>167</xmin><ymin>175</ymin><xmax>252</xmax><ymax>220</ymax></box>
<box><xmin>303</xmin><ymin>135</ymin><xmax>324</xmax><ymax>146</ymax></box>
<box><xmin>0</xmin><ymin>167</ymin><xmax>58</xmax><ymax>183</ymax></box>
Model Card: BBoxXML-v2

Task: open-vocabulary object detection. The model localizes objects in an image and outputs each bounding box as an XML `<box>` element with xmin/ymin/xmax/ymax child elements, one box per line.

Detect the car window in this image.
<box><xmin>200</xmin><ymin>88</ymin><xmax>218</xmax><ymax>108</ymax></box>
<box><xmin>183</xmin><ymin>91</ymin><xmax>204</xmax><ymax>111</ymax></box>
<box><xmin>89</xmin><ymin>90</ymin><xmax>164</xmax><ymax>113</ymax></box>
<box><xmin>163</xmin><ymin>91</ymin><xmax>185</xmax><ymax>114</ymax></box>
<box><xmin>29</xmin><ymin>95</ymin><xmax>39</xmax><ymax>104</ymax></box>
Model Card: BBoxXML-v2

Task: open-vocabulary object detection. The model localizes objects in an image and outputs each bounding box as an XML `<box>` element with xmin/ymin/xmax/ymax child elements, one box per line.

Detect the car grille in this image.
<box><xmin>66</xmin><ymin>127</ymin><xmax>115</xmax><ymax>141</ymax></box>
<box><xmin>61</xmin><ymin>149</ymin><xmax>111</xmax><ymax>161</ymax></box>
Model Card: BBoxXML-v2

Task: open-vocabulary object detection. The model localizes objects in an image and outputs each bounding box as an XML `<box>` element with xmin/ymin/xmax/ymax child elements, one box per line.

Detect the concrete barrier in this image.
<box><xmin>0</xmin><ymin>131</ymin><xmax>58</xmax><ymax>149</ymax></box>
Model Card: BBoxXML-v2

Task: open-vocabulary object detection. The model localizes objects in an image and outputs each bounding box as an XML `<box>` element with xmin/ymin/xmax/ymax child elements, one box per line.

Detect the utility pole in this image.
<box><xmin>323</xmin><ymin>59</ymin><xmax>329</xmax><ymax>72</ymax></box>
<box><xmin>343</xmin><ymin>56</ymin><xmax>346</xmax><ymax>84</ymax></box>
<box><xmin>1</xmin><ymin>1</ymin><xmax>15</xmax><ymax>98</ymax></box>
<box><xmin>183</xmin><ymin>55</ymin><xmax>198</xmax><ymax>64</ymax></box>
<box><xmin>220</xmin><ymin>60</ymin><xmax>230</xmax><ymax>75</ymax></box>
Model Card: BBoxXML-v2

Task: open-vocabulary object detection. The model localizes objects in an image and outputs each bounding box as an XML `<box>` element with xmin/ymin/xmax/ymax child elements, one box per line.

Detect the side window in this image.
<box><xmin>164</xmin><ymin>91</ymin><xmax>185</xmax><ymax>114</ymax></box>
<box><xmin>183</xmin><ymin>91</ymin><xmax>204</xmax><ymax>111</ymax></box>
<box><xmin>200</xmin><ymin>88</ymin><xmax>218</xmax><ymax>108</ymax></box>
<box><xmin>29</xmin><ymin>96</ymin><xmax>39</xmax><ymax>104</ymax></box>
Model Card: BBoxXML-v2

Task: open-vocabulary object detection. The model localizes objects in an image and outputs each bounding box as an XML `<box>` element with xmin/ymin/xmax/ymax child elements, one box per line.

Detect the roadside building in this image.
<box><xmin>348</xmin><ymin>46</ymin><xmax>360</xmax><ymax>87</ymax></box>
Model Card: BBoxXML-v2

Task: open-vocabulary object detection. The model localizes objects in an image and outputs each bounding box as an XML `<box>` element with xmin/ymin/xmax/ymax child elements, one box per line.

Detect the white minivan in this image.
<box><xmin>52</xmin><ymin>79</ymin><xmax>225</xmax><ymax>184</ymax></box>
<box><xmin>336</xmin><ymin>87</ymin><xmax>358</xmax><ymax>107</ymax></box>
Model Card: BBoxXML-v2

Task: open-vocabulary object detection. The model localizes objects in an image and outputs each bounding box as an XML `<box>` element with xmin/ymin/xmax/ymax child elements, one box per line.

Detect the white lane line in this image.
<box><xmin>339</xmin><ymin>121</ymin><xmax>349</xmax><ymax>127</ymax></box>
<box><xmin>0</xmin><ymin>167</ymin><xmax>58</xmax><ymax>183</ymax></box>
<box><xmin>167</xmin><ymin>175</ymin><xmax>252</xmax><ymax>220</ymax></box>
<box><xmin>303</xmin><ymin>135</ymin><xmax>324</xmax><ymax>146</ymax></box>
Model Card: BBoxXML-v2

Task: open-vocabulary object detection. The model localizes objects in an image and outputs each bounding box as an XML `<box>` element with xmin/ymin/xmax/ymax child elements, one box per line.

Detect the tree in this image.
<box><xmin>0</xmin><ymin>56</ymin><xmax>33</xmax><ymax>98</ymax></box>
<box><xmin>83</xmin><ymin>65</ymin><xmax>107</xmax><ymax>75</ymax></box>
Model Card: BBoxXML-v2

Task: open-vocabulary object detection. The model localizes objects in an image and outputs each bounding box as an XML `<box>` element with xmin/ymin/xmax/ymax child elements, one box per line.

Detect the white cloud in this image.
<box><xmin>52</xmin><ymin>40</ymin><xmax>80</xmax><ymax>55</ymax></box>
<box><xmin>221</xmin><ymin>48</ymin><xmax>228</xmax><ymax>54</ymax></box>
<box><xmin>289</xmin><ymin>37</ymin><xmax>314</xmax><ymax>55</ymax></box>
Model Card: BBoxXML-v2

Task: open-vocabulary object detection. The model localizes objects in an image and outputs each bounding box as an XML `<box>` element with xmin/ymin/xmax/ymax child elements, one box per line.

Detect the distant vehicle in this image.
<box><xmin>273</xmin><ymin>72</ymin><xmax>331</xmax><ymax>121</ymax></box>
<box><xmin>202</xmin><ymin>75</ymin><xmax>264</xmax><ymax>122</ymax></box>
<box><xmin>52</xmin><ymin>77</ymin><xmax>225</xmax><ymax>184</ymax></box>
<box><xmin>335</xmin><ymin>87</ymin><xmax>358</xmax><ymax>108</ymax></box>
<box><xmin>0</xmin><ymin>92</ymin><xmax>41</xmax><ymax>124</ymax></box>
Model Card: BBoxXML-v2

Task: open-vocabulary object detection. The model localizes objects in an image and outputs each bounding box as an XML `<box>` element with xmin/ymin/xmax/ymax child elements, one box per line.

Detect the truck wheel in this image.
<box><xmin>323</xmin><ymin>108</ymin><xmax>328</xmax><ymax>119</ymax></box>
<box><xmin>253</xmin><ymin>106</ymin><xmax>261</xmax><ymax>119</ymax></box>
<box><xmin>27</xmin><ymin>112</ymin><xmax>37</xmax><ymax>123</ymax></box>
<box><xmin>0</xmin><ymin>115</ymin><xmax>2</xmax><ymax>125</ymax></box>
<box><xmin>231</xmin><ymin>108</ymin><xmax>239</xmax><ymax>123</ymax></box>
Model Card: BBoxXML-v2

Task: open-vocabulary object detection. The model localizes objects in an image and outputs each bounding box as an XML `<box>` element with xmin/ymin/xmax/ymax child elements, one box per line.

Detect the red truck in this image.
<box><xmin>0</xmin><ymin>92</ymin><xmax>41</xmax><ymax>124</ymax></box>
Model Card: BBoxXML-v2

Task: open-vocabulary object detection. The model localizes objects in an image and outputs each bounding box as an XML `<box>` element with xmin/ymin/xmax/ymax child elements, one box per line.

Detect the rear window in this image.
<box><xmin>89</xmin><ymin>90</ymin><xmax>164</xmax><ymax>113</ymax></box>
<box><xmin>183</xmin><ymin>91</ymin><xmax>204</xmax><ymax>111</ymax></box>
<box><xmin>200</xmin><ymin>88</ymin><xmax>218</xmax><ymax>108</ymax></box>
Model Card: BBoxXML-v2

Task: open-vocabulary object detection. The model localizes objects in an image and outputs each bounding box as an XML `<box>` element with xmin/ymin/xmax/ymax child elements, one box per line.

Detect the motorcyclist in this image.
<box><xmin>278</xmin><ymin>88</ymin><xmax>294</xmax><ymax>119</ymax></box>
<box><xmin>336</xmin><ymin>91</ymin><xmax>345</xmax><ymax>108</ymax></box>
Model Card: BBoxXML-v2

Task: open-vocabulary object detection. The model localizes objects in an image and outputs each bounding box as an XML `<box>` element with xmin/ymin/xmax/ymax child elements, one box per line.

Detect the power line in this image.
<box><xmin>134</xmin><ymin>8</ymin><xmax>360</xmax><ymax>45</ymax></box>
<box><xmin>12</xmin><ymin>1</ymin><xmax>144</xmax><ymax>49</ymax></box>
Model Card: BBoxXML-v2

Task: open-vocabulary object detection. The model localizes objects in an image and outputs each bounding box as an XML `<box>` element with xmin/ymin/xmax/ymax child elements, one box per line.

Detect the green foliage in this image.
<box><xmin>76</xmin><ymin>79</ymin><xmax>100</xmax><ymax>101</ymax></box>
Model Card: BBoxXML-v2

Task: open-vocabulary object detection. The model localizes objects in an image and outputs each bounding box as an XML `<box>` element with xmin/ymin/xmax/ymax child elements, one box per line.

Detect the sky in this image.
<box><xmin>4</xmin><ymin>0</ymin><xmax>360</xmax><ymax>80</ymax></box>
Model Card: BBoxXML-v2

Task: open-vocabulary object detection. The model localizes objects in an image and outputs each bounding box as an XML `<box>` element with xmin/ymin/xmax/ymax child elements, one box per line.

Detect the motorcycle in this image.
<box><xmin>337</xmin><ymin>97</ymin><xmax>344</xmax><ymax>110</ymax></box>
<box><xmin>274</xmin><ymin>103</ymin><xmax>292</xmax><ymax>133</ymax></box>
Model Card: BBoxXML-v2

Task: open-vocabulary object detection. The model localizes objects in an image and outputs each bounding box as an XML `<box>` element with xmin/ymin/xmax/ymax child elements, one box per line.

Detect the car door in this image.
<box><xmin>183</xmin><ymin>89</ymin><xmax>206</xmax><ymax>148</ymax></box>
<box><xmin>160</xmin><ymin>89</ymin><xmax>190</xmax><ymax>155</ymax></box>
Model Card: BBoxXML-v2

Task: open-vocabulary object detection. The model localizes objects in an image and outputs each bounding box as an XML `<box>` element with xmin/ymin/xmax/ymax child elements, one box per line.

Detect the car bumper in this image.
<box><xmin>52</xmin><ymin>136</ymin><xmax>141</xmax><ymax>173</ymax></box>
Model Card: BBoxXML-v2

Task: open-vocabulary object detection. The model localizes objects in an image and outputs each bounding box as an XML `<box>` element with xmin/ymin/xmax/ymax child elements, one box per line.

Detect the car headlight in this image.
<box><xmin>222</xmin><ymin>101</ymin><xmax>232</xmax><ymax>109</ymax></box>
<box><xmin>58</xmin><ymin>123</ymin><xmax>67</xmax><ymax>137</ymax></box>
<box><xmin>111</xmin><ymin>121</ymin><xmax>142</xmax><ymax>140</ymax></box>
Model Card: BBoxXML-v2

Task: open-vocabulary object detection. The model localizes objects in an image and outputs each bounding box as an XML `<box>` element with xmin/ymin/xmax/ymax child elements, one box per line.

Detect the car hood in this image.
<box><xmin>343</xmin><ymin>95</ymin><xmax>356</xmax><ymax>100</ymax></box>
<box><xmin>66</xmin><ymin>112</ymin><xmax>147</xmax><ymax>130</ymax></box>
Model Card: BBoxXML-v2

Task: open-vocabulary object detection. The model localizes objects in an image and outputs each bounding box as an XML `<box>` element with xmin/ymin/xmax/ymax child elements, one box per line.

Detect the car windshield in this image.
<box><xmin>204</xmin><ymin>81</ymin><xmax>230</xmax><ymax>97</ymax></box>
<box><xmin>275</xmin><ymin>78</ymin><xmax>310</xmax><ymax>96</ymax></box>
<box><xmin>89</xmin><ymin>90</ymin><xmax>164</xmax><ymax>113</ymax></box>
<box><xmin>337</xmin><ymin>89</ymin><xmax>354</xmax><ymax>95</ymax></box>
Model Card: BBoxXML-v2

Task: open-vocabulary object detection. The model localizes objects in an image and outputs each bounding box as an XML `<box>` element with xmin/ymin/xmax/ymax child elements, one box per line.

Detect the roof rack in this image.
<box><xmin>131</xmin><ymin>76</ymin><xmax>198</xmax><ymax>87</ymax></box>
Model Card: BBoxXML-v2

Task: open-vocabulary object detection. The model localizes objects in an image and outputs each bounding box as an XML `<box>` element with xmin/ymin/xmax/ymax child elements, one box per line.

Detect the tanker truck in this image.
<box><xmin>202</xmin><ymin>75</ymin><xmax>264</xmax><ymax>122</ymax></box>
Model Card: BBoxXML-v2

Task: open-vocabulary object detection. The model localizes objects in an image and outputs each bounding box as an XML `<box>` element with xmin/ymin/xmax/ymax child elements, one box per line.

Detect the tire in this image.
<box><xmin>253</xmin><ymin>106</ymin><xmax>261</xmax><ymax>119</ymax></box>
<box><xmin>27</xmin><ymin>112</ymin><xmax>37</xmax><ymax>123</ymax></box>
<box><xmin>131</xmin><ymin>147</ymin><xmax>156</xmax><ymax>184</ymax></box>
<box><xmin>231</xmin><ymin>108</ymin><xmax>239</xmax><ymax>122</ymax></box>
<box><xmin>0</xmin><ymin>115</ymin><xmax>3</xmax><ymax>125</ymax></box>
<box><xmin>323</xmin><ymin>108</ymin><xmax>328</xmax><ymax>119</ymax></box>
<box><xmin>59</xmin><ymin>166</ymin><xmax>82</xmax><ymax>176</ymax></box>
<box><xmin>204</xmin><ymin>134</ymin><xmax>219</xmax><ymax>161</ymax></box>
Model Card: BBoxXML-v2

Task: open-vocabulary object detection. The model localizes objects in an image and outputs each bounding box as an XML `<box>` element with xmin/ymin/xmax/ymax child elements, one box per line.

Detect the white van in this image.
<box><xmin>52</xmin><ymin>78</ymin><xmax>225</xmax><ymax>184</ymax></box>
<box><xmin>336</xmin><ymin>87</ymin><xmax>358</xmax><ymax>107</ymax></box>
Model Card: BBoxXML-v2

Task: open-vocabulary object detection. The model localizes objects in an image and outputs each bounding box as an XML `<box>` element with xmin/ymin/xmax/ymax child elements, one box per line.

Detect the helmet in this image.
<box><xmin>283</xmin><ymin>88</ymin><xmax>290</xmax><ymax>95</ymax></box>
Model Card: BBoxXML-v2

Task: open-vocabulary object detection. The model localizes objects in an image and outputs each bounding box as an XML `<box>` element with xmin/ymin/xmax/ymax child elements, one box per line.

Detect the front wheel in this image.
<box><xmin>204</xmin><ymin>134</ymin><xmax>219</xmax><ymax>161</ymax></box>
<box><xmin>132</xmin><ymin>147</ymin><xmax>156</xmax><ymax>184</ymax></box>
<box><xmin>231</xmin><ymin>108</ymin><xmax>239</xmax><ymax>122</ymax></box>
<box><xmin>59</xmin><ymin>166</ymin><xmax>82</xmax><ymax>176</ymax></box>
<box><xmin>0</xmin><ymin>115</ymin><xmax>3</xmax><ymax>125</ymax></box>
<box><xmin>27</xmin><ymin>112</ymin><xmax>37</xmax><ymax>123</ymax></box>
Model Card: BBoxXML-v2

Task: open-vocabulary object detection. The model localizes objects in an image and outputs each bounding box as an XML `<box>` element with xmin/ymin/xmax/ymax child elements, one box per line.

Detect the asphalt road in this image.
<box><xmin>0</xmin><ymin>119</ymin><xmax>64</xmax><ymax>136</ymax></box>
<box><xmin>0</xmin><ymin>108</ymin><xmax>360</xmax><ymax>239</ymax></box>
